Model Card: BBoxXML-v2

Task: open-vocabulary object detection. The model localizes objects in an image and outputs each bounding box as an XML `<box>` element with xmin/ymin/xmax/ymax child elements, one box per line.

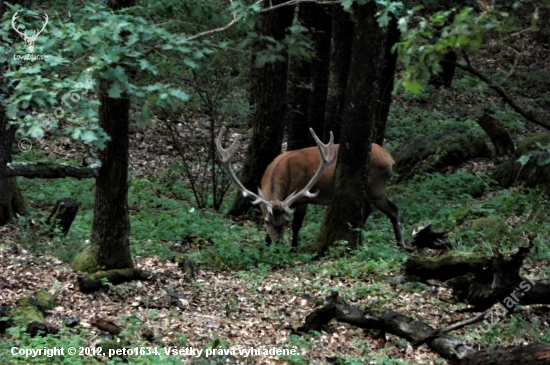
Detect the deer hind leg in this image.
<box><xmin>291</xmin><ymin>204</ymin><xmax>308</xmax><ymax>249</ymax></box>
<box><xmin>362</xmin><ymin>202</ymin><xmax>373</xmax><ymax>226</ymax></box>
<box><xmin>368</xmin><ymin>193</ymin><xmax>404</xmax><ymax>248</ymax></box>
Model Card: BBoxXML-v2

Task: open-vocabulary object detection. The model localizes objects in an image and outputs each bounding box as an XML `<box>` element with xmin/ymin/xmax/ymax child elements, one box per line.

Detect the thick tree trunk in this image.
<box><xmin>0</xmin><ymin>2</ymin><xmax>27</xmax><ymax>225</ymax></box>
<box><xmin>315</xmin><ymin>1</ymin><xmax>386</xmax><ymax>253</ymax></box>
<box><xmin>374</xmin><ymin>15</ymin><xmax>400</xmax><ymax>146</ymax></box>
<box><xmin>305</xmin><ymin>3</ymin><xmax>332</xmax><ymax>139</ymax></box>
<box><xmin>286</xmin><ymin>56</ymin><xmax>311</xmax><ymax>151</ymax></box>
<box><xmin>323</xmin><ymin>4</ymin><xmax>353</xmax><ymax>144</ymax></box>
<box><xmin>227</xmin><ymin>0</ymin><xmax>295</xmax><ymax>216</ymax></box>
<box><xmin>286</xmin><ymin>5</ymin><xmax>313</xmax><ymax>151</ymax></box>
<box><xmin>0</xmin><ymin>113</ymin><xmax>26</xmax><ymax>225</ymax></box>
<box><xmin>73</xmin><ymin>0</ymin><xmax>135</xmax><ymax>272</ymax></box>
<box><xmin>287</xmin><ymin>3</ymin><xmax>332</xmax><ymax>150</ymax></box>
<box><xmin>84</xmin><ymin>83</ymin><xmax>133</xmax><ymax>270</ymax></box>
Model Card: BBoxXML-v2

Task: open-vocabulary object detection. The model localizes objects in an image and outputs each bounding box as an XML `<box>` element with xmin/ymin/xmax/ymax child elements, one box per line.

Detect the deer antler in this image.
<box><xmin>216</xmin><ymin>127</ymin><xmax>273</xmax><ymax>213</ymax></box>
<box><xmin>35</xmin><ymin>13</ymin><xmax>48</xmax><ymax>38</ymax></box>
<box><xmin>281</xmin><ymin>128</ymin><xmax>336</xmax><ymax>213</ymax></box>
<box><xmin>11</xmin><ymin>11</ymin><xmax>25</xmax><ymax>37</ymax></box>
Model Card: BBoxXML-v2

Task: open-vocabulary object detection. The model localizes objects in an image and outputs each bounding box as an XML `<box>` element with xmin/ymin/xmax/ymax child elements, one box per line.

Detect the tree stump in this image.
<box><xmin>476</xmin><ymin>113</ymin><xmax>514</xmax><ymax>156</ymax></box>
<box><xmin>46</xmin><ymin>198</ymin><xmax>81</xmax><ymax>236</ymax></box>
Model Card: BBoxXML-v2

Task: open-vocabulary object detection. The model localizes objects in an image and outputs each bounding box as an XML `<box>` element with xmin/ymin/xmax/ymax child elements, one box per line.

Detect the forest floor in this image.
<box><xmin>2</xmin><ymin>31</ymin><xmax>550</xmax><ymax>365</ymax></box>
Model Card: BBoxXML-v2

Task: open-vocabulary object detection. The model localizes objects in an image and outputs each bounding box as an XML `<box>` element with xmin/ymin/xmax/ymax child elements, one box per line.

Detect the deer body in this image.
<box><xmin>217</xmin><ymin>128</ymin><xmax>404</xmax><ymax>249</ymax></box>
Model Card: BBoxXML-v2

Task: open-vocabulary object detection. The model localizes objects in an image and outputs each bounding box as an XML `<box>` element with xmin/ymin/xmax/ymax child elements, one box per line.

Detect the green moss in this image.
<box><xmin>34</xmin><ymin>289</ymin><xmax>55</xmax><ymax>311</ymax></box>
<box><xmin>516</xmin><ymin>133</ymin><xmax>550</xmax><ymax>155</ymax></box>
<box><xmin>9</xmin><ymin>306</ymin><xmax>45</xmax><ymax>327</ymax></box>
<box><xmin>394</xmin><ymin>132</ymin><xmax>489</xmax><ymax>181</ymax></box>
<box><xmin>434</xmin><ymin>134</ymin><xmax>490</xmax><ymax>167</ymax></box>
<box><xmin>72</xmin><ymin>245</ymin><xmax>99</xmax><ymax>273</ymax></box>
<box><xmin>472</xmin><ymin>215</ymin><xmax>509</xmax><ymax>245</ymax></box>
<box><xmin>492</xmin><ymin>133</ymin><xmax>550</xmax><ymax>196</ymax></box>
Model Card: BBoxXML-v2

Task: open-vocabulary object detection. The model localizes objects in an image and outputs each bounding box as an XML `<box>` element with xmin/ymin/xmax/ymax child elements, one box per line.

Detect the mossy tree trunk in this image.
<box><xmin>315</xmin><ymin>1</ymin><xmax>386</xmax><ymax>254</ymax></box>
<box><xmin>73</xmin><ymin>0</ymin><xmax>135</xmax><ymax>272</ymax></box>
<box><xmin>323</xmin><ymin>4</ymin><xmax>353</xmax><ymax>144</ymax></box>
<box><xmin>227</xmin><ymin>0</ymin><xmax>295</xmax><ymax>216</ymax></box>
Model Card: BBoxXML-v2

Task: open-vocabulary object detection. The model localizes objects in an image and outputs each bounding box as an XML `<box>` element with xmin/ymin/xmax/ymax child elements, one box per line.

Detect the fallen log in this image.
<box><xmin>297</xmin><ymin>292</ymin><xmax>550</xmax><ymax>364</ymax></box>
<box><xmin>405</xmin><ymin>243</ymin><xmax>550</xmax><ymax>310</ymax></box>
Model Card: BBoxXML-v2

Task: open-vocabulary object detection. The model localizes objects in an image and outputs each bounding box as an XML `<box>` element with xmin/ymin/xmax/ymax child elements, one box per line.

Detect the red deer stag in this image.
<box><xmin>217</xmin><ymin>127</ymin><xmax>404</xmax><ymax>249</ymax></box>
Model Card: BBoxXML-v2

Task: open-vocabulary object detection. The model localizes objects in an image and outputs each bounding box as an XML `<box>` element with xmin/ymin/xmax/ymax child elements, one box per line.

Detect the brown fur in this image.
<box><xmin>259</xmin><ymin>144</ymin><xmax>403</xmax><ymax>248</ymax></box>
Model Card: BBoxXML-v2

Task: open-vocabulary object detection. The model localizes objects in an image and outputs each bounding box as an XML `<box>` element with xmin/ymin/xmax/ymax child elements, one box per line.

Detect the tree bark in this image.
<box><xmin>315</xmin><ymin>1</ymin><xmax>386</xmax><ymax>253</ymax></box>
<box><xmin>476</xmin><ymin>113</ymin><xmax>514</xmax><ymax>156</ymax></box>
<box><xmin>286</xmin><ymin>5</ymin><xmax>314</xmax><ymax>151</ymax></box>
<box><xmin>4</xmin><ymin>161</ymin><xmax>100</xmax><ymax>178</ymax></box>
<box><xmin>287</xmin><ymin>3</ymin><xmax>332</xmax><ymax>150</ymax></box>
<box><xmin>430</xmin><ymin>50</ymin><xmax>457</xmax><ymax>88</ymax></box>
<box><xmin>227</xmin><ymin>0</ymin><xmax>295</xmax><ymax>216</ymax></box>
<box><xmin>323</xmin><ymin>4</ymin><xmax>353</xmax><ymax>144</ymax></box>
<box><xmin>0</xmin><ymin>113</ymin><xmax>26</xmax><ymax>225</ymax></box>
<box><xmin>86</xmin><ymin>82</ymin><xmax>133</xmax><ymax>270</ymax></box>
<box><xmin>374</xmin><ymin>14</ymin><xmax>400</xmax><ymax>146</ymax></box>
<box><xmin>0</xmin><ymin>2</ymin><xmax>27</xmax><ymax>225</ymax></box>
<box><xmin>73</xmin><ymin>0</ymin><xmax>135</xmax><ymax>272</ymax></box>
<box><xmin>47</xmin><ymin>198</ymin><xmax>81</xmax><ymax>236</ymax></box>
<box><xmin>305</xmin><ymin>3</ymin><xmax>332</xmax><ymax>140</ymax></box>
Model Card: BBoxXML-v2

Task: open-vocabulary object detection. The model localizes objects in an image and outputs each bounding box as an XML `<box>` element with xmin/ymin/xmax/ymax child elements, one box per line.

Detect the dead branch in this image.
<box><xmin>442</xmin><ymin>59</ymin><xmax>550</xmax><ymax>130</ymax></box>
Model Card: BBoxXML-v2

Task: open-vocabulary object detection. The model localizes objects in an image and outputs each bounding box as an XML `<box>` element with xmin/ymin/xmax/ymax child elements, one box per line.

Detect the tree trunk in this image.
<box><xmin>83</xmin><ymin>82</ymin><xmax>133</xmax><ymax>270</ymax></box>
<box><xmin>227</xmin><ymin>0</ymin><xmax>295</xmax><ymax>216</ymax></box>
<box><xmin>0</xmin><ymin>1</ymin><xmax>27</xmax><ymax>225</ymax></box>
<box><xmin>72</xmin><ymin>0</ymin><xmax>135</xmax><ymax>272</ymax></box>
<box><xmin>0</xmin><ymin>112</ymin><xmax>26</xmax><ymax>225</ymax></box>
<box><xmin>286</xmin><ymin>5</ymin><xmax>313</xmax><ymax>151</ymax></box>
<box><xmin>315</xmin><ymin>1</ymin><xmax>386</xmax><ymax>254</ymax></box>
<box><xmin>305</xmin><ymin>3</ymin><xmax>332</xmax><ymax>140</ymax></box>
<box><xmin>430</xmin><ymin>50</ymin><xmax>457</xmax><ymax>88</ymax></box>
<box><xmin>0</xmin><ymin>0</ymin><xmax>30</xmax><ymax>226</ymax></box>
<box><xmin>287</xmin><ymin>3</ymin><xmax>332</xmax><ymax>150</ymax></box>
<box><xmin>323</xmin><ymin>4</ymin><xmax>353</xmax><ymax>144</ymax></box>
<box><xmin>374</xmin><ymin>15</ymin><xmax>400</xmax><ymax>146</ymax></box>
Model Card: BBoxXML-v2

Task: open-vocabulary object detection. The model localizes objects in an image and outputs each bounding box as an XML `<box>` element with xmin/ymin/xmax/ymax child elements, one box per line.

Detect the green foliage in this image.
<box><xmin>0</xmin><ymin>321</ymin><xmax>182</xmax><ymax>364</ymax></box>
<box><xmin>517</xmin><ymin>141</ymin><xmax>550</xmax><ymax>168</ymax></box>
<box><xmin>396</xmin><ymin>6</ymin><xmax>520</xmax><ymax>92</ymax></box>
<box><xmin>2</xmin><ymin>0</ymin><xmax>310</xmax><ymax>149</ymax></box>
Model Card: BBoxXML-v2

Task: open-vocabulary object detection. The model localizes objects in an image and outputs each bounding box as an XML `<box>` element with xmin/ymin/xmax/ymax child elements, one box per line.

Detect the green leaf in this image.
<box><xmin>80</xmin><ymin>131</ymin><xmax>98</xmax><ymax>143</ymax></box>
<box><xmin>184</xmin><ymin>58</ymin><xmax>198</xmax><ymax>68</ymax></box>
<box><xmin>517</xmin><ymin>155</ymin><xmax>530</xmax><ymax>167</ymax></box>
<box><xmin>169</xmin><ymin>89</ymin><xmax>189</xmax><ymax>102</ymax></box>
<box><xmin>342</xmin><ymin>0</ymin><xmax>354</xmax><ymax>11</ymax></box>
<box><xmin>403</xmin><ymin>79</ymin><xmax>423</xmax><ymax>93</ymax></box>
<box><xmin>108</xmin><ymin>82</ymin><xmax>123</xmax><ymax>98</ymax></box>
<box><xmin>137</xmin><ymin>103</ymin><xmax>151</xmax><ymax>128</ymax></box>
<box><xmin>139</xmin><ymin>60</ymin><xmax>158</xmax><ymax>75</ymax></box>
<box><xmin>71</xmin><ymin>128</ymin><xmax>82</xmax><ymax>140</ymax></box>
